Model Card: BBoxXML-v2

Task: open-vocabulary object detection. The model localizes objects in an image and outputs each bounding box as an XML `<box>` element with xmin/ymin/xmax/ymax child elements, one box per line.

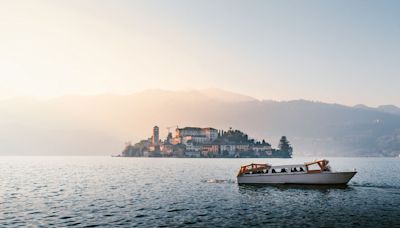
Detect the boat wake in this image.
<box><xmin>202</xmin><ymin>179</ymin><xmax>236</xmax><ymax>184</ymax></box>
<box><xmin>350</xmin><ymin>182</ymin><xmax>400</xmax><ymax>190</ymax></box>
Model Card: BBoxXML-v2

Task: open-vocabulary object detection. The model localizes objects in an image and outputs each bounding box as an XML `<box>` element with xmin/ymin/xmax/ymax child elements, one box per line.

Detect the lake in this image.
<box><xmin>1</xmin><ymin>157</ymin><xmax>399</xmax><ymax>227</ymax></box>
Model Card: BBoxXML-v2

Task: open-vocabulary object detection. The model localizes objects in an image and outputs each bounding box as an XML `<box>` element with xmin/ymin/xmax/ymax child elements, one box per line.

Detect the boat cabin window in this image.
<box><xmin>270</xmin><ymin>168</ymin><xmax>290</xmax><ymax>174</ymax></box>
<box><xmin>291</xmin><ymin>167</ymin><xmax>305</xmax><ymax>172</ymax></box>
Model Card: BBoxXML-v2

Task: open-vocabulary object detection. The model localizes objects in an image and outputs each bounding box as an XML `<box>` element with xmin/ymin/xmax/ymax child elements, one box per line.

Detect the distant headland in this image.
<box><xmin>119</xmin><ymin>126</ymin><xmax>293</xmax><ymax>158</ymax></box>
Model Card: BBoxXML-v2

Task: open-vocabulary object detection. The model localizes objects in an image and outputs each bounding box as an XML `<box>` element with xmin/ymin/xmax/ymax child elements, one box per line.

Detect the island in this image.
<box><xmin>119</xmin><ymin>126</ymin><xmax>293</xmax><ymax>158</ymax></box>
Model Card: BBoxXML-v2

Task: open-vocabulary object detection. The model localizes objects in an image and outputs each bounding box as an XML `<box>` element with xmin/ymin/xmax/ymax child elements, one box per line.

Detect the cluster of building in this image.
<box><xmin>120</xmin><ymin>126</ymin><xmax>292</xmax><ymax>158</ymax></box>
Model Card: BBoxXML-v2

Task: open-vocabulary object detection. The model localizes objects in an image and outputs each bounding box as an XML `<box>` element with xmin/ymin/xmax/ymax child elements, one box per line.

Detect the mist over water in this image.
<box><xmin>1</xmin><ymin>157</ymin><xmax>399</xmax><ymax>227</ymax></box>
<box><xmin>2</xmin><ymin>90</ymin><xmax>400</xmax><ymax>157</ymax></box>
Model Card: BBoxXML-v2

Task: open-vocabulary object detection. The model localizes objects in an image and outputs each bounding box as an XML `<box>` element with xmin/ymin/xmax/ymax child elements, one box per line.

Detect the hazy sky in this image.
<box><xmin>1</xmin><ymin>0</ymin><xmax>399</xmax><ymax>106</ymax></box>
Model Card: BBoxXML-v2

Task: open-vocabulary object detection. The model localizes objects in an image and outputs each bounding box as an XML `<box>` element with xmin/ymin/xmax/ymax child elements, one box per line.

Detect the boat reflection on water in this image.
<box><xmin>238</xmin><ymin>183</ymin><xmax>353</xmax><ymax>193</ymax></box>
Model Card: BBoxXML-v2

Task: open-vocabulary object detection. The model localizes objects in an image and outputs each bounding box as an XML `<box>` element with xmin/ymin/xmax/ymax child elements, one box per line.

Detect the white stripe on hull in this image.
<box><xmin>237</xmin><ymin>172</ymin><xmax>356</xmax><ymax>185</ymax></box>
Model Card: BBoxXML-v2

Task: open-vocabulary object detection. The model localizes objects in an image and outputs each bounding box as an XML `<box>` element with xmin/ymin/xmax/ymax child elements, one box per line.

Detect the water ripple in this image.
<box><xmin>0</xmin><ymin>156</ymin><xmax>399</xmax><ymax>227</ymax></box>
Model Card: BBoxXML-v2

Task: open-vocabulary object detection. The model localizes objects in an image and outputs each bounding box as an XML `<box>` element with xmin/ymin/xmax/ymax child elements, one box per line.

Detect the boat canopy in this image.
<box><xmin>237</xmin><ymin>159</ymin><xmax>332</xmax><ymax>176</ymax></box>
<box><xmin>237</xmin><ymin>163</ymin><xmax>270</xmax><ymax>177</ymax></box>
<box><xmin>304</xmin><ymin>159</ymin><xmax>330</xmax><ymax>173</ymax></box>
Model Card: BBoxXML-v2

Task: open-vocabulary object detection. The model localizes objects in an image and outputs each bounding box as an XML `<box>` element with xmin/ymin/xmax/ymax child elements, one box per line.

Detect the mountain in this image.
<box><xmin>377</xmin><ymin>105</ymin><xmax>400</xmax><ymax>115</ymax></box>
<box><xmin>0</xmin><ymin>89</ymin><xmax>400</xmax><ymax>157</ymax></box>
<box><xmin>197</xmin><ymin>88</ymin><xmax>256</xmax><ymax>103</ymax></box>
<box><xmin>354</xmin><ymin>104</ymin><xmax>400</xmax><ymax>116</ymax></box>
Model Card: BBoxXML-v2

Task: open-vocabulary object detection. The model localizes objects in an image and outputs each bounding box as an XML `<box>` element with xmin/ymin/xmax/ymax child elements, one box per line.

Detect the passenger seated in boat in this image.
<box><xmin>299</xmin><ymin>167</ymin><xmax>304</xmax><ymax>172</ymax></box>
<box><xmin>272</xmin><ymin>169</ymin><xmax>276</xmax><ymax>173</ymax></box>
<box><xmin>281</xmin><ymin>168</ymin><xmax>286</xmax><ymax>173</ymax></box>
<box><xmin>293</xmin><ymin>167</ymin><xmax>298</xmax><ymax>172</ymax></box>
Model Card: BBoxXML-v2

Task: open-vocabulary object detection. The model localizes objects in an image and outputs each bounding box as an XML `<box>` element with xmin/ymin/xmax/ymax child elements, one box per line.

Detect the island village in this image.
<box><xmin>120</xmin><ymin>126</ymin><xmax>293</xmax><ymax>158</ymax></box>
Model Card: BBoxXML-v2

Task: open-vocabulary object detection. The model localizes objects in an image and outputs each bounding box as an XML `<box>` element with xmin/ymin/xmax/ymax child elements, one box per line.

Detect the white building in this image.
<box><xmin>185</xmin><ymin>141</ymin><xmax>202</xmax><ymax>152</ymax></box>
<box><xmin>182</xmin><ymin>135</ymin><xmax>209</xmax><ymax>144</ymax></box>
<box><xmin>202</xmin><ymin>127</ymin><xmax>218</xmax><ymax>141</ymax></box>
<box><xmin>175</xmin><ymin>127</ymin><xmax>218</xmax><ymax>142</ymax></box>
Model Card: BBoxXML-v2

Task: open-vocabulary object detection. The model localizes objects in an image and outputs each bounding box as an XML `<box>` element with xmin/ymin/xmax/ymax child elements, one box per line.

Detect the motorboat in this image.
<box><xmin>237</xmin><ymin>159</ymin><xmax>356</xmax><ymax>185</ymax></box>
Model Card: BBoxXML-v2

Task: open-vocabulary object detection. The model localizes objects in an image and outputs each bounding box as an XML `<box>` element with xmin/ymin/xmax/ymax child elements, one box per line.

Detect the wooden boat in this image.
<box><xmin>237</xmin><ymin>159</ymin><xmax>356</xmax><ymax>185</ymax></box>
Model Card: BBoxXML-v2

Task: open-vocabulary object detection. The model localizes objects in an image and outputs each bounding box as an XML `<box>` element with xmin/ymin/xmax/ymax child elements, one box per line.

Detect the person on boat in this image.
<box><xmin>272</xmin><ymin>169</ymin><xmax>276</xmax><ymax>173</ymax></box>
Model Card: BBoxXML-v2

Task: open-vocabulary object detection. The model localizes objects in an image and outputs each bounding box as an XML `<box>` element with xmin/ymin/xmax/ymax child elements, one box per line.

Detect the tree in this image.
<box><xmin>278</xmin><ymin>136</ymin><xmax>293</xmax><ymax>158</ymax></box>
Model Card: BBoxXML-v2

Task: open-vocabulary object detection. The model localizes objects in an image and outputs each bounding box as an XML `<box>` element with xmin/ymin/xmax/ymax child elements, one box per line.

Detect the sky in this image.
<box><xmin>0</xmin><ymin>0</ymin><xmax>399</xmax><ymax>106</ymax></box>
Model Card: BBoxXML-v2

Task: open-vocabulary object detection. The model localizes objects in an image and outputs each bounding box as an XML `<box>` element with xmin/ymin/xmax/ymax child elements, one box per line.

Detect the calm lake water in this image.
<box><xmin>1</xmin><ymin>157</ymin><xmax>399</xmax><ymax>227</ymax></box>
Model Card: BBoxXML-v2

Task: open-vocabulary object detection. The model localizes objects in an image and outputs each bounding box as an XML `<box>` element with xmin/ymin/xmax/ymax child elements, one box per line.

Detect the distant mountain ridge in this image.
<box><xmin>0</xmin><ymin>89</ymin><xmax>399</xmax><ymax>157</ymax></box>
<box><xmin>354</xmin><ymin>104</ymin><xmax>400</xmax><ymax>115</ymax></box>
<box><xmin>377</xmin><ymin>105</ymin><xmax>400</xmax><ymax>115</ymax></box>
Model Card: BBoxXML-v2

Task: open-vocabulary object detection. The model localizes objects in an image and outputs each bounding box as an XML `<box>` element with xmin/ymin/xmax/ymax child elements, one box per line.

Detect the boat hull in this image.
<box><xmin>237</xmin><ymin>171</ymin><xmax>356</xmax><ymax>185</ymax></box>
